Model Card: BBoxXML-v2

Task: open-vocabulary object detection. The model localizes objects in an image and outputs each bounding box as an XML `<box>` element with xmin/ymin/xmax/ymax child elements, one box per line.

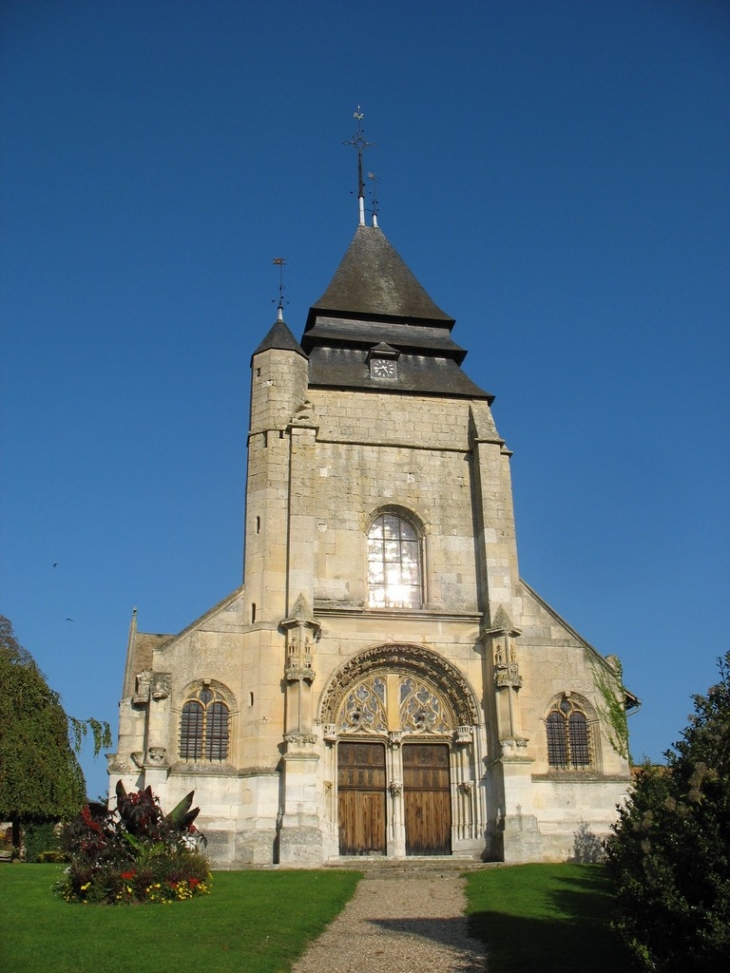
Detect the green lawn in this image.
<box><xmin>0</xmin><ymin>865</ymin><xmax>361</xmax><ymax>973</ymax></box>
<box><xmin>2</xmin><ymin>863</ymin><xmax>632</xmax><ymax>973</ymax></box>
<box><xmin>465</xmin><ymin>863</ymin><xmax>633</xmax><ymax>973</ymax></box>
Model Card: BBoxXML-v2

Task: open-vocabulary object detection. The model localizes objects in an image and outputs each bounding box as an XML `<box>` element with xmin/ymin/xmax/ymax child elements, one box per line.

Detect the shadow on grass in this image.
<box><xmin>469</xmin><ymin>911</ymin><xmax>622</xmax><ymax>973</ymax></box>
<box><xmin>466</xmin><ymin>865</ymin><xmax>634</xmax><ymax>973</ymax></box>
<box><xmin>549</xmin><ymin>866</ymin><xmax>621</xmax><ymax>923</ymax></box>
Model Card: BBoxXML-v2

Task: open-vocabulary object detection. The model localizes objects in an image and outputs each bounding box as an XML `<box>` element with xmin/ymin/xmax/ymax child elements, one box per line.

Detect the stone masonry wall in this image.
<box><xmin>310</xmin><ymin>389</ymin><xmax>490</xmax><ymax>613</ymax></box>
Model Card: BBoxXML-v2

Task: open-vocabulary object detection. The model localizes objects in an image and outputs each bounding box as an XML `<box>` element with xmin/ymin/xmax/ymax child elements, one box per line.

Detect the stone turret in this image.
<box><xmin>243</xmin><ymin>315</ymin><xmax>308</xmax><ymax>624</ymax></box>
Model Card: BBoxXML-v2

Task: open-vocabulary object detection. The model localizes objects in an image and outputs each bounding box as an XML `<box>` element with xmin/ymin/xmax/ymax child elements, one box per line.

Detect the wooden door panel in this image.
<box><xmin>338</xmin><ymin>742</ymin><xmax>386</xmax><ymax>855</ymax></box>
<box><xmin>338</xmin><ymin>790</ymin><xmax>386</xmax><ymax>856</ymax></box>
<box><xmin>403</xmin><ymin>743</ymin><xmax>451</xmax><ymax>856</ymax></box>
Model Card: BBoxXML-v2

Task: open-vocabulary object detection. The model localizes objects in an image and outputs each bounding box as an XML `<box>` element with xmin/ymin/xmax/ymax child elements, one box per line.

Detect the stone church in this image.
<box><xmin>110</xmin><ymin>188</ymin><xmax>637</xmax><ymax>866</ymax></box>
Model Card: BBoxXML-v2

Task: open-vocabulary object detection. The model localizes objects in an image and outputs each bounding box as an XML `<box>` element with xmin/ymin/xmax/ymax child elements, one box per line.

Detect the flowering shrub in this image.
<box><xmin>36</xmin><ymin>850</ymin><xmax>68</xmax><ymax>863</ymax></box>
<box><xmin>56</xmin><ymin>782</ymin><xmax>211</xmax><ymax>905</ymax></box>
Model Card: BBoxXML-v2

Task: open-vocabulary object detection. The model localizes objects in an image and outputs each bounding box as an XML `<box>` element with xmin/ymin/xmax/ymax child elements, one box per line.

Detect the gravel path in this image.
<box><xmin>291</xmin><ymin>874</ymin><xmax>487</xmax><ymax>973</ymax></box>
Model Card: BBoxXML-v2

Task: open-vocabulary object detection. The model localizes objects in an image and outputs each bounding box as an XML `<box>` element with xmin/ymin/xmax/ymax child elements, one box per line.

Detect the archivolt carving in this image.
<box><xmin>319</xmin><ymin>643</ymin><xmax>481</xmax><ymax>728</ymax></box>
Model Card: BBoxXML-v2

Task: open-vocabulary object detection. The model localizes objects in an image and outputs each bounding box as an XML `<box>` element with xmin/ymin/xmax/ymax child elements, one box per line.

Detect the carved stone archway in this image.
<box><xmin>320</xmin><ymin>643</ymin><xmax>481</xmax><ymax>731</ymax></box>
<box><xmin>319</xmin><ymin>644</ymin><xmax>484</xmax><ymax>859</ymax></box>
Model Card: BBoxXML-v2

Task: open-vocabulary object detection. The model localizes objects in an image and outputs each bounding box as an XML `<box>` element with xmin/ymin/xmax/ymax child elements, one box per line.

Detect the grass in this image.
<box><xmin>0</xmin><ymin>865</ymin><xmax>361</xmax><ymax>973</ymax></box>
<box><xmin>3</xmin><ymin>862</ymin><xmax>633</xmax><ymax>973</ymax></box>
<box><xmin>465</xmin><ymin>863</ymin><xmax>633</xmax><ymax>973</ymax></box>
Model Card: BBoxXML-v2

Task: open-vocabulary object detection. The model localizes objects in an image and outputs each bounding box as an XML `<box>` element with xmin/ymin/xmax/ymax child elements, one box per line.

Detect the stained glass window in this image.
<box><xmin>179</xmin><ymin>687</ymin><xmax>230</xmax><ymax>762</ymax></box>
<box><xmin>546</xmin><ymin>711</ymin><xmax>568</xmax><ymax>767</ymax></box>
<box><xmin>546</xmin><ymin>698</ymin><xmax>591</xmax><ymax>769</ymax></box>
<box><xmin>338</xmin><ymin>677</ymin><xmax>388</xmax><ymax>733</ymax></box>
<box><xmin>367</xmin><ymin>513</ymin><xmax>422</xmax><ymax>609</ymax></box>
<box><xmin>400</xmin><ymin>677</ymin><xmax>451</xmax><ymax>734</ymax></box>
<box><xmin>179</xmin><ymin>701</ymin><xmax>204</xmax><ymax>760</ymax></box>
<box><xmin>568</xmin><ymin>712</ymin><xmax>590</xmax><ymax>766</ymax></box>
<box><xmin>335</xmin><ymin>674</ymin><xmax>452</xmax><ymax>736</ymax></box>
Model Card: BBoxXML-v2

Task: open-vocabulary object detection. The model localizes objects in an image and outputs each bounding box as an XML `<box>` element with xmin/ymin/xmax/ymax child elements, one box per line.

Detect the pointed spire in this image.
<box><xmin>122</xmin><ymin>607</ymin><xmax>138</xmax><ymax>698</ymax></box>
<box><xmin>488</xmin><ymin>604</ymin><xmax>521</xmax><ymax>637</ymax></box>
<box><xmin>309</xmin><ymin>224</ymin><xmax>453</xmax><ymax>324</ymax></box>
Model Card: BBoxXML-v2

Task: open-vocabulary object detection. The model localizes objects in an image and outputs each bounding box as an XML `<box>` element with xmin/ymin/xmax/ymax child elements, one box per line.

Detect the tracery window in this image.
<box><xmin>399</xmin><ymin>677</ymin><xmax>451</xmax><ymax>733</ymax></box>
<box><xmin>179</xmin><ymin>686</ymin><xmax>230</xmax><ymax>762</ymax></box>
<box><xmin>336</xmin><ymin>673</ymin><xmax>452</xmax><ymax>736</ymax></box>
<box><xmin>546</xmin><ymin>697</ymin><xmax>591</xmax><ymax>769</ymax></box>
<box><xmin>367</xmin><ymin>512</ymin><xmax>422</xmax><ymax>609</ymax></box>
<box><xmin>338</xmin><ymin>677</ymin><xmax>388</xmax><ymax>733</ymax></box>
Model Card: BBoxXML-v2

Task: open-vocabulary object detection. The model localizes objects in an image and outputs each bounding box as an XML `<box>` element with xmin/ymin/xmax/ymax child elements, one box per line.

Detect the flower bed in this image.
<box><xmin>56</xmin><ymin>783</ymin><xmax>211</xmax><ymax>905</ymax></box>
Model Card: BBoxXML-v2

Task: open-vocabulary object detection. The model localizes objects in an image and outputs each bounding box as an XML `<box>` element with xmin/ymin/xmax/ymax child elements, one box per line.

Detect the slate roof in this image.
<box><xmin>304</xmin><ymin>316</ymin><xmax>467</xmax><ymax>361</ymax></box>
<box><xmin>307</xmin><ymin>346</ymin><xmax>491</xmax><ymax>399</ymax></box>
<box><xmin>301</xmin><ymin>223</ymin><xmax>493</xmax><ymax>401</ymax></box>
<box><xmin>134</xmin><ymin>633</ymin><xmax>172</xmax><ymax>670</ymax></box>
<box><xmin>252</xmin><ymin>318</ymin><xmax>306</xmax><ymax>360</ymax></box>
<box><xmin>307</xmin><ymin>225</ymin><xmax>453</xmax><ymax>326</ymax></box>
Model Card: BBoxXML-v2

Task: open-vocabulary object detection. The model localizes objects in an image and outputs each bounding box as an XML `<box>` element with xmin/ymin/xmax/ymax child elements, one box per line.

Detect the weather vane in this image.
<box><xmin>343</xmin><ymin>106</ymin><xmax>376</xmax><ymax>225</ymax></box>
<box><xmin>272</xmin><ymin>257</ymin><xmax>288</xmax><ymax>319</ymax></box>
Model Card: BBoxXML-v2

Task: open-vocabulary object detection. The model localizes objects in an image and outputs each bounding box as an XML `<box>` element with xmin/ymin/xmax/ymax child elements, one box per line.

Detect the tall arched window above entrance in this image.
<box><xmin>367</xmin><ymin>512</ymin><xmax>422</xmax><ymax>609</ymax></box>
<box><xmin>179</xmin><ymin>686</ymin><xmax>230</xmax><ymax>762</ymax></box>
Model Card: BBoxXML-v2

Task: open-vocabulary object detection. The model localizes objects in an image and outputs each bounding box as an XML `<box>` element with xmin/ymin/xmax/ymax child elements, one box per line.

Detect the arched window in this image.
<box><xmin>179</xmin><ymin>686</ymin><xmax>230</xmax><ymax>762</ymax></box>
<box><xmin>367</xmin><ymin>512</ymin><xmax>422</xmax><ymax>609</ymax></box>
<box><xmin>546</xmin><ymin>697</ymin><xmax>591</xmax><ymax>769</ymax></box>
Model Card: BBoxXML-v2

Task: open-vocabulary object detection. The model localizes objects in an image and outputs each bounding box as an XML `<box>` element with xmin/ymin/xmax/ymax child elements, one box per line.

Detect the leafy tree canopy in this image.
<box><xmin>606</xmin><ymin>651</ymin><xmax>730</xmax><ymax>972</ymax></box>
<box><xmin>0</xmin><ymin>615</ymin><xmax>111</xmax><ymax>825</ymax></box>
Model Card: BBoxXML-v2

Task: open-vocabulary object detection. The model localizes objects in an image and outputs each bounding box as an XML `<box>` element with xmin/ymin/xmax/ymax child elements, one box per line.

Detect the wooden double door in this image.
<box><xmin>337</xmin><ymin>741</ymin><xmax>451</xmax><ymax>856</ymax></box>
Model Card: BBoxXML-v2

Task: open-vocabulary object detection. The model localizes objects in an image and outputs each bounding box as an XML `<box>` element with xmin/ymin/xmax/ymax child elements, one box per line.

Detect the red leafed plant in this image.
<box><xmin>56</xmin><ymin>782</ymin><xmax>210</xmax><ymax>905</ymax></box>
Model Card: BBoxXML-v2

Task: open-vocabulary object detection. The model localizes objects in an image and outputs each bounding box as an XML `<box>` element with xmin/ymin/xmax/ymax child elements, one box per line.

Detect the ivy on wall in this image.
<box><xmin>591</xmin><ymin>657</ymin><xmax>630</xmax><ymax>762</ymax></box>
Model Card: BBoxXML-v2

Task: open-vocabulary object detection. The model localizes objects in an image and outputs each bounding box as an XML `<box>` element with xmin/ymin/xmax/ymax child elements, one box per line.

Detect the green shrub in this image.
<box><xmin>605</xmin><ymin>652</ymin><xmax>730</xmax><ymax>972</ymax></box>
<box><xmin>23</xmin><ymin>821</ymin><xmax>60</xmax><ymax>862</ymax></box>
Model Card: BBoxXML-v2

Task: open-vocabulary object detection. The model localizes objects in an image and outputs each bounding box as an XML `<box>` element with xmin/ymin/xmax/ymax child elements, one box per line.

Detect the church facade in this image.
<box><xmin>110</xmin><ymin>213</ymin><xmax>637</xmax><ymax>867</ymax></box>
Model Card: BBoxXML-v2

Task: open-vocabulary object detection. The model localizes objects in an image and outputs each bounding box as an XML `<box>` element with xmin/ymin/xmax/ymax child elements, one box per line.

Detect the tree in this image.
<box><xmin>0</xmin><ymin>615</ymin><xmax>111</xmax><ymax>851</ymax></box>
<box><xmin>605</xmin><ymin>651</ymin><xmax>730</xmax><ymax>972</ymax></box>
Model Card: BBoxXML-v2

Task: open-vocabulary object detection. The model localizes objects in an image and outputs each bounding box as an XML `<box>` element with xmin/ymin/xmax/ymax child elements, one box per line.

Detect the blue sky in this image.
<box><xmin>1</xmin><ymin>0</ymin><xmax>728</xmax><ymax>800</ymax></box>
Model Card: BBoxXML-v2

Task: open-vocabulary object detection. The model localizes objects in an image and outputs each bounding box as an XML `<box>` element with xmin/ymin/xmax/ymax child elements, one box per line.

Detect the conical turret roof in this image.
<box><xmin>252</xmin><ymin>317</ymin><xmax>306</xmax><ymax>361</ymax></box>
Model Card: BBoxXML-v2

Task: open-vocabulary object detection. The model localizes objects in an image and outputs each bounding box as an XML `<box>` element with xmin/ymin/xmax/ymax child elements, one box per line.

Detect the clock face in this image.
<box><xmin>371</xmin><ymin>358</ymin><xmax>397</xmax><ymax>379</ymax></box>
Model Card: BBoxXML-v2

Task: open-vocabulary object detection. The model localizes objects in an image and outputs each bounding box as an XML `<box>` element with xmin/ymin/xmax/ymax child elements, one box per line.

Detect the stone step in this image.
<box><xmin>322</xmin><ymin>856</ymin><xmax>504</xmax><ymax>878</ymax></box>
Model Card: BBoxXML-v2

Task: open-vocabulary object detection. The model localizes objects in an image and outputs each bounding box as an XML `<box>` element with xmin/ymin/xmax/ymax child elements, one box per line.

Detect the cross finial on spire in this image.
<box><xmin>343</xmin><ymin>106</ymin><xmax>376</xmax><ymax>226</ymax></box>
<box><xmin>272</xmin><ymin>257</ymin><xmax>287</xmax><ymax>320</ymax></box>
